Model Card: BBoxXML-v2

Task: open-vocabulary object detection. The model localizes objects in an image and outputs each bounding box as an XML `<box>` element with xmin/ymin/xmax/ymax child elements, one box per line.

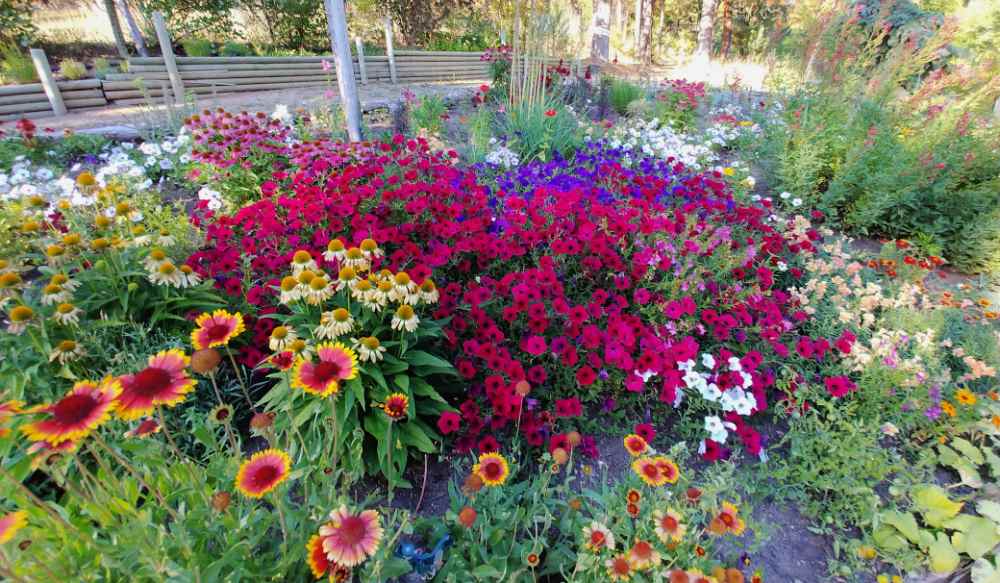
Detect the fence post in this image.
<box><xmin>29</xmin><ymin>49</ymin><xmax>66</xmax><ymax>116</ymax></box>
<box><xmin>324</xmin><ymin>0</ymin><xmax>362</xmax><ymax>141</ymax></box>
<box><xmin>152</xmin><ymin>11</ymin><xmax>185</xmax><ymax>104</ymax></box>
<box><xmin>384</xmin><ymin>16</ymin><xmax>398</xmax><ymax>84</ymax></box>
<box><xmin>354</xmin><ymin>37</ymin><xmax>368</xmax><ymax>85</ymax></box>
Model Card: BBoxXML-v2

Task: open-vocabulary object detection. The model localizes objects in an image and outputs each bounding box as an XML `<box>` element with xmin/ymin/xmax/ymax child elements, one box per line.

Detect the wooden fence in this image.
<box><xmin>0</xmin><ymin>78</ymin><xmax>107</xmax><ymax>123</ymax></box>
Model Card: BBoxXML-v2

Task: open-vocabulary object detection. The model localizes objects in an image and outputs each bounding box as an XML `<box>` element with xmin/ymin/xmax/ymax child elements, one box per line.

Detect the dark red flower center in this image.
<box><xmin>216</xmin><ymin>408</ymin><xmax>231</xmax><ymax>420</ymax></box>
<box><xmin>633</xmin><ymin>540</ymin><xmax>652</xmax><ymax>558</ymax></box>
<box><xmin>313</xmin><ymin>361</ymin><xmax>342</xmax><ymax>383</ymax></box>
<box><xmin>721</xmin><ymin>513</ymin><xmax>735</xmax><ymax>527</ymax></box>
<box><xmin>131</xmin><ymin>367</ymin><xmax>173</xmax><ymax>396</ymax></box>
<box><xmin>662</xmin><ymin>516</ymin><xmax>678</xmax><ymax>530</ymax></box>
<box><xmin>52</xmin><ymin>393</ymin><xmax>98</xmax><ymax>424</ymax></box>
<box><xmin>206</xmin><ymin>323</ymin><xmax>232</xmax><ymax>342</ymax></box>
<box><xmin>337</xmin><ymin>515</ymin><xmax>366</xmax><ymax>544</ymax></box>
<box><xmin>643</xmin><ymin>464</ymin><xmax>660</xmax><ymax>479</ymax></box>
<box><xmin>481</xmin><ymin>460</ymin><xmax>503</xmax><ymax>480</ymax></box>
<box><xmin>590</xmin><ymin>531</ymin><xmax>605</xmax><ymax>545</ymax></box>
<box><xmin>250</xmin><ymin>464</ymin><xmax>280</xmax><ymax>487</ymax></box>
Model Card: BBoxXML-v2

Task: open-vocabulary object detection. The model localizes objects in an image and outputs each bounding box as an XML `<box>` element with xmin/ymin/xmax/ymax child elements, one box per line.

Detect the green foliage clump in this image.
<box><xmin>0</xmin><ymin>43</ymin><xmax>37</xmax><ymax>84</ymax></box>
<box><xmin>409</xmin><ymin>95</ymin><xmax>447</xmax><ymax>137</ymax></box>
<box><xmin>501</xmin><ymin>100</ymin><xmax>580</xmax><ymax>163</ymax></box>
<box><xmin>181</xmin><ymin>37</ymin><xmax>214</xmax><ymax>57</ymax></box>
<box><xmin>607</xmin><ymin>78</ymin><xmax>644</xmax><ymax>116</ymax></box>
<box><xmin>59</xmin><ymin>58</ymin><xmax>87</xmax><ymax>80</ymax></box>
<box><xmin>219</xmin><ymin>41</ymin><xmax>253</xmax><ymax>56</ymax></box>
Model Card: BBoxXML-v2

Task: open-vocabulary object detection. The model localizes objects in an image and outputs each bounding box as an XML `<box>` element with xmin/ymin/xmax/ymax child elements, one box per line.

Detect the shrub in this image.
<box><xmin>607</xmin><ymin>77</ymin><xmax>644</xmax><ymax>115</ymax></box>
<box><xmin>409</xmin><ymin>95</ymin><xmax>447</xmax><ymax>137</ymax></box>
<box><xmin>499</xmin><ymin>99</ymin><xmax>580</xmax><ymax>162</ymax></box>
<box><xmin>219</xmin><ymin>40</ymin><xmax>253</xmax><ymax>56</ymax></box>
<box><xmin>181</xmin><ymin>37</ymin><xmax>214</xmax><ymax>57</ymax></box>
<box><xmin>59</xmin><ymin>58</ymin><xmax>87</xmax><ymax>80</ymax></box>
<box><xmin>93</xmin><ymin>56</ymin><xmax>111</xmax><ymax>78</ymax></box>
<box><xmin>0</xmin><ymin>43</ymin><xmax>36</xmax><ymax>84</ymax></box>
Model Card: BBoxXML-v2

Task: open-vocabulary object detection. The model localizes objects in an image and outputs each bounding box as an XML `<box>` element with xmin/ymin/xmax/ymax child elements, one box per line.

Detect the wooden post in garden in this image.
<box><xmin>355</xmin><ymin>37</ymin><xmax>368</xmax><ymax>85</ymax></box>
<box><xmin>152</xmin><ymin>11</ymin><xmax>185</xmax><ymax>105</ymax></box>
<box><xmin>116</xmin><ymin>0</ymin><xmax>149</xmax><ymax>57</ymax></box>
<box><xmin>383</xmin><ymin>15</ymin><xmax>398</xmax><ymax>84</ymax></box>
<box><xmin>29</xmin><ymin>49</ymin><xmax>67</xmax><ymax>116</ymax></box>
<box><xmin>324</xmin><ymin>0</ymin><xmax>363</xmax><ymax>141</ymax></box>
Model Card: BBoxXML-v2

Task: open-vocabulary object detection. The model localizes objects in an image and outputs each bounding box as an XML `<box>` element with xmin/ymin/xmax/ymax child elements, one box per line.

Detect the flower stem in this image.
<box><xmin>385</xmin><ymin>421</ymin><xmax>394</xmax><ymax>504</ymax></box>
<box><xmin>227</xmin><ymin>350</ymin><xmax>255</xmax><ymax>411</ymax></box>
<box><xmin>0</xmin><ymin>465</ymin><xmax>80</xmax><ymax>534</ymax></box>
<box><xmin>157</xmin><ymin>407</ymin><xmax>185</xmax><ymax>461</ymax></box>
<box><xmin>93</xmin><ymin>433</ymin><xmax>179</xmax><ymax>522</ymax></box>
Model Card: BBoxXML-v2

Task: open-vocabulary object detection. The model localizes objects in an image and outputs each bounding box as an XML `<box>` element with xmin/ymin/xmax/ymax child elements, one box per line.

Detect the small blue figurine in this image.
<box><xmin>397</xmin><ymin>534</ymin><xmax>451</xmax><ymax>579</ymax></box>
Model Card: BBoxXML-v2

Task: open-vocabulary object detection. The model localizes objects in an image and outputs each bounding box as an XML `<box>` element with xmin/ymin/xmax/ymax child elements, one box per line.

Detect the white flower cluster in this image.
<box><xmin>677</xmin><ymin>352</ymin><xmax>757</xmax><ymax>444</ymax></box>
<box><xmin>597</xmin><ymin>118</ymin><xmax>717</xmax><ymax>170</ymax></box>
<box><xmin>197</xmin><ymin>186</ymin><xmax>224</xmax><ymax>211</ymax></box>
<box><xmin>0</xmin><ymin>133</ymin><xmax>192</xmax><ymax>207</ymax></box>
<box><xmin>484</xmin><ymin>141</ymin><xmax>520</xmax><ymax>169</ymax></box>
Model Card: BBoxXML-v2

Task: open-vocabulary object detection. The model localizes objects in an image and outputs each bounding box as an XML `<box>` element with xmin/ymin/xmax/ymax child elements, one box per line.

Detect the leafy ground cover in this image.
<box><xmin>0</xmin><ymin>30</ymin><xmax>998</xmax><ymax>583</ymax></box>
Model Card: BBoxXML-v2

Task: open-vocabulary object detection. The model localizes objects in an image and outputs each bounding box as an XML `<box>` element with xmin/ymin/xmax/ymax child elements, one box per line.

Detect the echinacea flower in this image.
<box><xmin>322</xmin><ymin>239</ymin><xmax>346</xmax><ymax>263</ymax></box>
<box><xmin>269</xmin><ymin>326</ymin><xmax>298</xmax><ymax>352</ymax></box>
<box><xmin>391</xmin><ymin>304</ymin><xmax>420</xmax><ymax>332</ymax></box>
<box><xmin>22</xmin><ymin>378</ymin><xmax>120</xmax><ymax>445</ymax></box>
<box><xmin>316</xmin><ymin>308</ymin><xmax>354</xmax><ymax>339</ymax></box>
<box><xmin>191</xmin><ymin>310</ymin><xmax>245</xmax><ymax>350</ymax></box>
<box><xmin>473</xmin><ymin>451</ymin><xmax>510</xmax><ymax>486</ymax></box>
<box><xmin>352</xmin><ymin>336</ymin><xmax>386</xmax><ymax>363</ymax></box>
<box><xmin>115</xmin><ymin>349</ymin><xmax>196</xmax><ymax>420</ymax></box>
<box><xmin>628</xmin><ymin>539</ymin><xmax>661</xmax><ymax>570</ymax></box>
<box><xmin>708</xmin><ymin>501</ymin><xmax>746</xmax><ymax>536</ymax></box>
<box><xmin>51</xmin><ymin>302</ymin><xmax>83</xmax><ymax>326</ymax></box>
<box><xmin>320</xmin><ymin>506</ymin><xmax>384</xmax><ymax>567</ymax></box>
<box><xmin>606</xmin><ymin>553</ymin><xmax>633</xmax><ymax>580</ymax></box>
<box><xmin>49</xmin><ymin>339</ymin><xmax>85</xmax><ymax>364</ymax></box>
<box><xmin>292</xmin><ymin>342</ymin><xmax>359</xmax><ymax>397</ymax></box>
<box><xmin>382</xmin><ymin>393</ymin><xmax>408</xmax><ymax>420</ymax></box>
<box><xmin>654</xmin><ymin>509</ymin><xmax>686</xmax><ymax>543</ymax></box>
<box><xmin>624</xmin><ymin>434</ymin><xmax>648</xmax><ymax>457</ymax></box>
<box><xmin>0</xmin><ymin>510</ymin><xmax>27</xmax><ymax>544</ymax></box>
<box><xmin>291</xmin><ymin>249</ymin><xmax>318</xmax><ymax>273</ymax></box>
<box><xmin>149</xmin><ymin>261</ymin><xmax>184</xmax><ymax>286</ymax></box>
<box><xmin>6</xmin><ymin>305</ymin><xmax>34</xmax><ymax>334</ymax></box>
<box><xmin>583</xmin><ymin>521</ymin><xmax>615</xmax><ymax>552</ymax></box>
<box><xmin>235</xmin><ymin>448</ymin><xmax>291</xmax><ymax>498</ymax></box>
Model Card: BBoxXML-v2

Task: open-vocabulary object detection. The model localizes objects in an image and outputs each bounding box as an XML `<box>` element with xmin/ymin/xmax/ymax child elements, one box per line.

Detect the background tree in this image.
<box><xmin>0</xmin><ymin>0</ymin><xmax>37</xmax><ymax>46</ymax></box>
<box><xmin>695</xmin><ymin>0</ymin><xmax>718</xmax><ymax>60</ymax></box>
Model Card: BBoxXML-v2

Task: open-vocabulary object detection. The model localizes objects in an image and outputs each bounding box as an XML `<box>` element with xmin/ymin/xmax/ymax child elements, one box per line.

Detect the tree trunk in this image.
<box><xmin>695</xmin><ymin>0</ymin><xmax>718</xmax><ymax>61</ymax></box>
<box><xmin>720</xmin><ymin>0</ymin><xmax>732</xmax><ymax>59</ymax></box>
<box><xmin>590</xmin><ymin>0</ymin><xmax>610</xmax><ymax>61</ymax></box>
<box><xmin>639</xmin><ymin>0</ymin><xmax>653</xmax><ymax>64</ymax></box>
<box><xmin>633</xmin><ymin>0</ymin><xmax>642</xmax><ymax>53</ymax></box>
<box><xmin>103</xmin><ymin>0</ymin><xmax>130</xmax><ymax>58</ymax></box>
<box><xmin>116</xmin><ymin>0</ymin><xmax>148</xmax><ymax>57</ymax></box>
<box><xmin>323</xmin><ymin>0</ymin><xmax>362</xmax><ymax>141</ymax></box>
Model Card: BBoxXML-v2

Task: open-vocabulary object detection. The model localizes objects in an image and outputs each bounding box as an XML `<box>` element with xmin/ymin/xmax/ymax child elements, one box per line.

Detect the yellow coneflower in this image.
<box><xmin>130</xmin><ymin>224</ymin><xmax>151</xmax><ymax>246</ymax></box>
<box><xmin>269</xmin><ymin>325</ymin><xmax>298</xmax><ymax>352</ymax></box>
<box><xmin>322</xmin><ymin>238</ymin><xmax>346</xmax><ymax>263</ymax></box>
<box><xmin>51</xmin><ymin>302</ymin><xmax>83</xmax><ymax>326</ymax></box>
<box><xmin>179</xmin><ymin>264</ymin><xmax>201</xmax><ymax>288</ymax></box>
<box><xmin>0</xmin><ymin>271</ymin><xmax>22</xmax><ymax>293</ymax></box>
<box><xmin>336</xmin><ymin>266</ymin><xmax>358</xmax><ymax>291</ymax></box>
<box><xmin>390</xmin><ymin>272</ymin><xmax>418</xmax><ymax>304</ymax></box>
<box><xmin>50</xmin><ymin>273</ymin><xmax>79</xmax><ymax>292</ymax></box>
<box><xmin>49</xmin><ymin>339</ymin><xmax>85</xmax><ymax>364</ymax></box>
<box><xmin>290</xmin><ymin>249</ymin><xmax>317</xmax><ymax>273</ymax></box>
<box><xmin>156</xmin><ymin>229</ymin><xmax>176</xmax><ymax>246</ymax></box>
<box><xmin>20</xmin><ymin>221</ymin><xmax>40</xmax><ymax>234</ymax></box>
<box><xmin>45</xmin><ymin>244</ymin><xmax>67</xmax><ymax>264</ymax></box>
<box><xmin>304</xmin><ymin>275</ymin><xmax>334</xmax><ymax>305</ymax></box>
<box><xmin>94</xmin><ymin>214</ymin><xmax>112</xmax><ymax>229</ymax></box>
<box><xmin>316</xmin><ymin>308</ymin><xmax>354</xmax><ymax>339</ymax></box>
<box><xmin>91</xmin><ymin>237</ymin><xmax>110</xmax><ymax>251</ymax></box>
<box><xmin>278</xmin><ymin>275</ymin><xmax>301</xmax><ymax>304</ymax></box>
<box><xmin>7</xmin><ymin>305</ymin><xmax>34</xmax><ymax>334</ymax></box>
<box><xmin>353</xmin><ymin>336</ymin><xmax>386</xmax><ymax>363</ymax></box>
<box><xmin>350</xmin><ymin>278</ymin><xmax>374</xmax><ymax>302</ymax></box>
<box><xmin>391</xmin><ymin>304</ymin><xmax>419</xmax><ymax>332</ymax></box>
<box><xmin>149</xmin><ymin>261</ymin><xmax>184</xmax><ymax>287</ymax></box>
<box><xmin>418</xmin><ymin>278</ymin><xmax>439</xmax><ymax>304</ymax></box>
<box><xmin>342</xmin><ymin>247</ymin><xmax>370</xmax><ymax>272</ymax></box>
<box><xmin>40</xmin><ymin>284</ymin><xmax>70</xmax><ymax>307</ymax></box>
<box><xmin>954</xmin><ymin>388</ymin><xmax>977</xmax><ymax>406</ymax></box>
<box><xmin>61</xmin><ymin>233</ymin><xmax>81</xmax><ymax>247</ymax></box>
<box><xmin>143</xmin><ymin>248</ymin><xmax>170</xmax><ymax>272</ymax></box>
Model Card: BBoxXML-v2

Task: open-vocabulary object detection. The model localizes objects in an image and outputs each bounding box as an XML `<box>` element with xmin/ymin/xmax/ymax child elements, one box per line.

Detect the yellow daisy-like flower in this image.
<box><xmin>954</xmin><ymin>388</ymin><xmax>976</xmax><ymax>406</ymax></box>
<box><xmin>473</xmin><ymin>452</ymin><xmax>510</xmax><ymax>487</ymax></box>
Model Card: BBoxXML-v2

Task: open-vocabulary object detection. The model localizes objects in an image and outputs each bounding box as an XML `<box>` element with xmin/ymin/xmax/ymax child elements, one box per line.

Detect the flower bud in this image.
<box><xmin>191</xmin><ymin>348</ymin><xmax>222</xmax><ymax>374</ymax></box>
<box><xmin>458</xmin><ymin>505</ymin><xmax>477</xmax><ymax>528</ymax></box>
<box><xmin>566</xmin><ymin>431</ymin><xmax>582</xmax><ymax>447</ymax></box>
<box><xmin>211</xmin><ymin>491</ymin><xmax>231</xmax><ymax>512</ymax></box>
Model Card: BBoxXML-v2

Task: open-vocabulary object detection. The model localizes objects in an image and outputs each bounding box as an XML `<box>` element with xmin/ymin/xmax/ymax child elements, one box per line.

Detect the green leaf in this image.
<box><xmin>378</xmin><ymin>556</ymin><xmax>413</xmax><ymax>578</ymax></box>
<box><xmin>471</xmin><ymin>564</ymin><xmax>503</xmax><ymax>578</ymax></box>
<box><xmin>928</xmin><ymin>533</ymin><xmax>961</xmax><ymax>574</ymax></box>
<box><xmin>405</xmin><ymin>350</ymin><xmax>457</xmax><ymax>375</ymax></box>
<box><xmin>882</xmin><ymin>511</ymin><xmax>921</xmax><ymax>543</ymax></box>
<box><xmin>397</xmin><ymin>420</ymin><xmax>437</xmax><ymax>453</ymax></box>
<box><xmin>977</xmin><ymin>500</ymin><xmax>1000</xmax><ymax>524</ymax></box>
<box><xmin>950</xmin><ymin>438</ymin><xmax>985</xmax><ymax>466</ymax></box>
<box><xmin>393</xmin><ymin>374</ymin><xmax>410</xmax><ymax>392</ymax></box>
<box><xmin>948</xmin><ymin>515</ymin><xmax>1000</xmax><ymax>559</ymax></box>
<box><xmin>913</xmin><ymin>485</ymin><xmax>964</xmax><ymax>527</ymax></box>
<box><xmin>873</xmin><ymin>525</ymin><xmax>909</xmax><ymax>552</ymax></box>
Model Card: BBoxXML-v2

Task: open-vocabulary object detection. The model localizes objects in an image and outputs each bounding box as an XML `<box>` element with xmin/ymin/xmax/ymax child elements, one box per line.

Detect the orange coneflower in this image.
<box><xmin>382</xmin><ymin>393</ymin><xmax>409</xmax><ymax>420</ymax></box>
<box><xmin>0</xmin><ymin>510</ymin><xmax>27</xmax><ymax>544</ymax></box>
<box><xmin>624</xmin><ymin>434</ymin><xmax>648</xmax><ymax>457</ymax></box>
<box><xmin>319</xmin><ymin>506</ymin><xmax>384</xmax><ymax>567</ymax></box>
<box><xmin>473</xmin><ymin>452</ymin><xmax>510</xmax><ymax>487</ymax></box>
<box><xmin>292</xmin><ymin>342</ymin><xmax>358</xmax><ymax>397</ymax></box>
<box><xmin>115</xmin><ymin>349</ymin><xmax>196</xmax><ymax>420</ymax></box>
<box><xmin>191</xmin><ymin>310</ymin><xmax>245</xmax><ymax>350</ymax></box>
<box><xmin>22</xmin><ymin>378</ymin><xmax>119</xmax><ymax>445</ymax></box>
<box><xmin>708</xmin><ymin>501</ymin><xmax>746</xmax><ymax>536</ymax></box>
<box><xmin>235</xmin><ymin>448</ymin><xmax>291</xmax><ymax>498</ymax></box>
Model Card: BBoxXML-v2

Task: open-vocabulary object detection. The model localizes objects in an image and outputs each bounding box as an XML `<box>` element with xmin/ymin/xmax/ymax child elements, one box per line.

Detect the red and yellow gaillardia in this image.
<box><xmin>22</xmin><ymin>378</ymin><xmax>120</xmax><ymax>446</ymax></box>
<box><xmin>632</xmin><ymin>457</ymin><xmax>668</xmax><ymax>487</ymax></box>
<box><xmin>582</xmin><ymin>521</ymin><xmax>615</xmax><ymax>552</ymax></box>
<box><xmin>235</xmin><ymin>448</ymin><xmax>292</xmax><ymax>498</ymax></box>
<box><xmin>708</xmin><ymin>501</ymin><xmax>746</xmax><ymax>536</ymax></box>
<box><xmin>115</xmin><ymin>349</ymin><xmax>196</xmax><ymax>420</ymax></box>
<box><xmin>319</xmin><ymin>505</ymin><xmax>384</xmax><ymax>567</ymax></box>
<box><xmin>654</xmin><ymin>508</ymin><xmax>686</xmax><ymax>543</ymax></box>
<box><xmin>382</xmin><ymin>393</ymin><xmax>409</xmax><ymax>420</ymax></box>
<box><xmin>191</xmin><ymin>309</ymin><xmax>245</xmax><ymax>350</ymax></box>
<box><xmin>473</xmin><ymin>451</ymin><xmax>510</xmax><ymax>487</ymax></box>
<box><xmin>0</xmin><ymin>510</ymin><xmax>28</xmax><ymax>544</ymax></box>
<box><xmin>623</xmin><ymin>434</ymin><xmax>648</xmax><ymax>457</ymax></box>
<box><xmin>628</xmin><ymin>539</ymin><xmax>661</xmax><ymax>570</ymax></box>
<box><xmin>292</xmin><ymin>342</ymin><xmax>358</xmax><ymax>397</ymax></box>
<box><xmin>654</xmin><ymin>456</ymin><xmax>680</xmax><ymax>484</ymax></box>
<box><xmin>606</xmin><ymin>553</ymin><xmax>633</xmax><ymax>581</ymax></box>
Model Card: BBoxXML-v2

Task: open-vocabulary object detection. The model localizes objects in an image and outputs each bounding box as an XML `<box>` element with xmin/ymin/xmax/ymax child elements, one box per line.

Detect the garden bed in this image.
<box><xmin>0</xmin><ymin>49</ymin><xmax>998</xmax><ymax>583</ymax></box>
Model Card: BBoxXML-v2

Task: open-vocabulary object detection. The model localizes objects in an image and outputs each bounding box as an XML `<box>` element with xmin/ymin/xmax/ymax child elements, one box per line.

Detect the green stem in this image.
<box><xmin>0</xmin><ymin>465</ymin><xmax>79</xmax><ymax>534</ymax></box>
<box><xmin>227</xmin><ymin>350</ymin><xmax>255</xmax><ymax>411</ymax></box>
<box><xmin>157</xmin><ymin>407</ymin><xmax>185</xmax><ymax>461</ymax></box>
<box><xmin>385</xmin><ymin>421</ymin><xmax>394</xmax><ymax>504</ymax></box>
<box><xmin>93</xmin><ymin>433</ymin><xmax>179</xmax><ymax>522</ymax></box>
